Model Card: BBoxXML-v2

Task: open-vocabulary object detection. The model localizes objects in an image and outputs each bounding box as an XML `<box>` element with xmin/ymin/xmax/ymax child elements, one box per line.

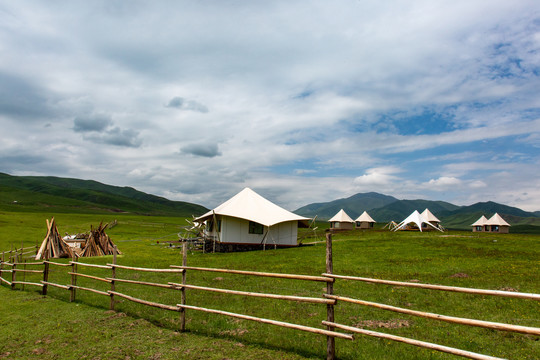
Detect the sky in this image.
<box><xmin>1</xmin><ymin>1</ymin><xmax>539</xmax><ymax>212</ymax></box>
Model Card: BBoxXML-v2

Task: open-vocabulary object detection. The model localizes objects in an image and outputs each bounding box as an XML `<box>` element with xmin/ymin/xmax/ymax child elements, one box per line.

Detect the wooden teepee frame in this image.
<box><xmin>36</xmin><ymin>218</ymin><xmax>76</xmax><ymax>260</ymax></box>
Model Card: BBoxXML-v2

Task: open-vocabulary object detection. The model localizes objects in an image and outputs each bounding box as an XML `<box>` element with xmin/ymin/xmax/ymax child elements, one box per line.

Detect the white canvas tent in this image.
<box><xmin>420</xmin><ymin>208</ymin><xmax>443</xmax><ymax>230</ymax></box>
<box><xmin>393</xmin><ymin>210</ymin><xmax>443</xmax><ymax>232</ymax></box>
<box><xmin>471</xmin><ymin>215</ymin><xmax>488</xmax><ymax>232</ymax></box>
<box><xmin>471</xmin><ymin>213</ymin><xmax>510</xmax><ymax>233</ymax></box>
<box><xmin>328</xmin><ymin>209</ymin><xmax>355</xmax><ymax>230</ymax></box>
<box><xmin>194</xmin><ymin>188</ymin><xmax>310</xmax><ymax>247</ymax></box>
<box><xmin>355</xmin><ymin>211</ymin><xmax>376</xmax><ymax>229</ymax></box>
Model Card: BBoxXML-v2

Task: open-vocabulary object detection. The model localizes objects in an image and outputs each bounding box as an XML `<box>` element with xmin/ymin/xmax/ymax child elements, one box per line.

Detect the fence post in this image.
<box><xmin>42</xmin><ymin>261</ymin><xmax>49</xmax><ymax>295</ymax></box>
<box><xmin>11</xmin><ymin>262</ymin><xmax>16</xmax><ymax>290</ymax></box>
<box><xmin>70</xmin><ymin>252</ymin><xmax>77</xmax><ymax>302</ymax></box>
<box><xmin>110</xmin><ymin>246</ymin><xmax>117</xmax><ymax>310</ymax></box>
<box><xmin>326</xmin><ymin>231</ymin><xmax>335</xmax><ymax>360</ymax></box>
<box><xmin>180</xmin><ymin>241</ymin><xmax>187</xmax><ymax>331</ymax></box>
<box><xmin>0</xmin><ymin>251</ymin><xmax>4</xmax><ymax>283</ymax></box>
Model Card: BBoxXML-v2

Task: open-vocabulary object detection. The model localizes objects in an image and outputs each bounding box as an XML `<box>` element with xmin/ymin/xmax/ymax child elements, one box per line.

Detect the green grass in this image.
<box><xmin>1</xmin><ymin>212</ymin><xmax>539</xmax><ymax>359</ymax></box>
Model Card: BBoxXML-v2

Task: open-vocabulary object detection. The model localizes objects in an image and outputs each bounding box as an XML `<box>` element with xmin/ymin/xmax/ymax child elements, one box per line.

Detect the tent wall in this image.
<box><xmin>355</xmin><ymin>221</ymin><xmax>374</xmax><ymax>229</ymax></box>
<box><xmin>207</xmin><ymin>216</ymin><xmax>299</xmax><ymax>246</ymax></box>
<box><xmin>331</xmin><ymin>221</ymin><xmax>354</xmax><ymax>230</ymax></box>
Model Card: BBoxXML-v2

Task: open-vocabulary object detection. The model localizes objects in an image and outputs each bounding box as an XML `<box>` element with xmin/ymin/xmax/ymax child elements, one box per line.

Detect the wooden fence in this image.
<box><xmin>1</xmin><ymin>235</ymin><xmax>539</xmax><ymax>360</ymax></box>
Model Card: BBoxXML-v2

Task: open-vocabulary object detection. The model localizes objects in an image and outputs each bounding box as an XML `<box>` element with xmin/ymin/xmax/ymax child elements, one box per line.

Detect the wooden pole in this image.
<box><xmin>110</xmin><ymin>246</ymin><xmax>117</xmax><ymax>310</ymax></box>
<box><xmin>42</xmin><ymin>261</ymin><xmax>49</xmax><ymax>295</ymax></box>
<box><xmin>180</xmin><ymin>241</ymin><xmax>187</xmax><ymax>331</ymax></box>
<box><xmin>11</xmin><ymin>262</ymin><xmax>16</xmax><ymax>290</ymax></box>
<box><xmin>70</xmin><ymin>252</ymin><xmax>77</xmax><ymax>302</ymax></box>
<box><xmin>322</xmin><ymin>273</ymin><xmax>540</xmax><ymax>301</ymax></box>
<box><xmin>22</xmin><ymin>259</ymin><xmax>26</xmax><ymax>291</ymax></box>
<box><xmin>323</xmin><ymin>321</ymin><xmax>504</xmax><ymax>360</ymax></box>
<box><xmin>326</xmin><ymin>231</ymin><xmax>335</xmax><ymax>360</ymax></box>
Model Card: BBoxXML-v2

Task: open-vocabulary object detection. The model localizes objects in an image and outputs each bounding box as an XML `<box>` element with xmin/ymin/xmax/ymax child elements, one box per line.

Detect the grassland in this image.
<box><xmin>1</xmin><ymin>211</ymin><xmax>539</xmax><ymax>359</ymax></box>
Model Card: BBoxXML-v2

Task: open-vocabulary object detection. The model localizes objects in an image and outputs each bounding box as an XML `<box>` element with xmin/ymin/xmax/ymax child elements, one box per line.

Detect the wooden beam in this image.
<box><xmin>109</xmin><ymin>290</ymin><xmax>181</xmax><ymax>311</ymax></box>
<box><xmin>322</xmin><ymin>273</ymin><xmax>540</xmax><ymax>301</ymax></box>
<box><xmin>169</xmin><ymin>282</ymin><xmax>336</xmax><ymax>305</ymax></box>
<box><xmin>171</xmin><ymin>265</ymin><xmax>333</xmax><ymax>282</ymax></box>
<box><xmin>323</xmin><ymin>321</ymin><xmax>504</xmax><ymax>360</ymax></box>
<box><xmin>108</xmin><ymin>264</ymin><xmax>185</xmax><ymax>273</ymax></box>
<box><xmin>325</xmin><ymin>294</ymin><xmax>540</xmax><ymax>336</ymax></box>
<box><xmin>68</xmin><ymin>272</ymin><xmax>112</xmax><ymax>283</ymax></box>
<box><xmin>177</xmin><ymin>303</ymin><xmax>354</xmax><ymax>340</ymax></box>
<box><xmin>71</xmin><ymin>262</ymin><xmax>112</xmax><ymax>269</ymax></box>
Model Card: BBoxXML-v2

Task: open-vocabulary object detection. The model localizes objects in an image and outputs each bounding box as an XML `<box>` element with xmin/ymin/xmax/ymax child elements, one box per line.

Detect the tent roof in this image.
<box><xmin>394</xmin><ymin>210</ymin><xmax>442</xmax><ymax>232</ymax></box>
<box><xmin>194</xmin><ymin>187</ymin><xmax>310</xmax><ymax>227</ymax></box>
<box><xmin>421</xmin><ymin>208</ymin><xmax>440</xmax><ymax>223</ymax></box>
<box><xmin>328</xmin><ymin>209</ymin><xmax>354</xmax><ymax>223</ymax></box>
<box><xmin>355</xmin><ymin>211</ymin><xmax>375</xmax><ymax>223</ymax></box>
<box><xmin>471</xmin><ymin>215</ymin><xmax>488</xmax><ymax>226</ymax></box>
<box><xmin>487</xmin><ymin>213</ymin><xmax>511</xmax><ymax>226</ymax></box>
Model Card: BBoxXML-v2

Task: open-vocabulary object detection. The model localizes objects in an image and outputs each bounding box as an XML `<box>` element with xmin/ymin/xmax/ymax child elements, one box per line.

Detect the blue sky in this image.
<box><xmin>0</xmin><ymin>1</ymin><xmax>539</xmax><ymax>211</ymax></box>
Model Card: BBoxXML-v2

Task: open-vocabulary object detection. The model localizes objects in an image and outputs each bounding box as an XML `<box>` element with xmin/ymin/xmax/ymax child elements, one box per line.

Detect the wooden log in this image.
<box><xmin>17</xmin><ymin>262</ymin><xmax>44</xmax><ymax>266</ymax></box>
<box><xmin>68</xmin><ymin>272</ymin><xmax>112</xmax><ymax>283</ymax></box>
<box><xmin>322</xmin><ymin>273</ymin><xmax>540</xmax><ymax>301</ymax></box>
<box><xmin>170</xmin><ymin>265</ymin><xmax>332</xmax><ymax>282</ymax></box>
<box><xmin>324</xmin><ymin>294</ymin><xmax>540</xmax><ymax>336</ymax></box>
<box><xmin>70</xmin><ymin>253</ymin><xmax>77</xmax><ymax>302</ymax></box>
<box><xmin>325</xmin><ymin>232</ymin><xmax>335</xmax><ymax>360</ymax></box>
<box><xmin>71</xmin><ymin>285</ymin><xmax>110</xmax><ymax>296</ymax></box>
<box><xmin>177</xmin><ymin>303</ymin><xmax>354</xmax><ymax>340</ymax></box>
<box><xmin>12</xmin><ymin>281</ymin><xmax>44</xmax><ymax>287</ymax></box>
<box><xmin>42</xmin><ymin>262</ymin><xmax>49</xmax><ymax>295</ymax></box>
<box><xmin>110</xmin><ymin>246</ymin><xmax>117</xmax><ymax>310</ymax></box>
<box><xmin>0</xmin><ymin>276</ymin><xmax>12</xmax><ymax>285</ymax></box>
<box><xmin>169</xmin><ymin>282</ymin><xmax>336</xmax><ymax>305</ymax></box>
<box><xmin>12</xmin><ymin>269</ymin><xmax>43</xmax><ymax>274</ymax></box>
<box><xmin>11</xmin><ymin>263</ymin><xmax>16</xmax><ymax>290</ymax></box>
<box><xmin>109</xmin><ymin>290</ymin><xmax>181</xmax><ymax>311</ymax></box>
<box><xmin>45</xmin><ymin>261</ymin><xmax>72</xmax><ymax>267</ymax></box>
<box><xmin>108</xmin><ymin>264</ymin><xmax>185</xmax><ymax>273</ymax></box>
<box><xmin>323</xmin><ymin>321</ymin><xmax>504</xmax><ymax>360</ymax></box>
<box><xmin>71</xmin><ymin>262</ymin><xmax>112</xmax><ymax>269</ymax></box>
<box><xmin>41</xmin><ymin>281</ymin><xmax>71</xmax><ymax>290</ymax></box>
<box><xmin>107</xmin><ymin>277</ymin><xmax>174</xmax><ymax>289</ymax></box>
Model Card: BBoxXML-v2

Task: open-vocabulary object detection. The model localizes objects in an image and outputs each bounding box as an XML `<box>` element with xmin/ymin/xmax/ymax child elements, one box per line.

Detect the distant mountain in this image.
<box><xmin>295</xmin><ymin>192</ymin><xmax>398</xmax><ymax>220</ymax></box>
<box><xmin>440</xmin><ymin>201</ymin><xmax>537</xmax><ymax>218</ymax></box>
<box><xmin>370</xmin><ymin>199</ymin><xmax>460</xmax><ymax>222</ymax></box>
<box><xmin>0</xmin><ymin>172</ymin><xmax>207</xmax><ymax>216</ymax></box>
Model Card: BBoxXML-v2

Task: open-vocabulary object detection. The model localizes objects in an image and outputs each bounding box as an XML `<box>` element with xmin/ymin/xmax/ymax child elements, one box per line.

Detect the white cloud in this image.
<box><xmin>0</xmin><ymin>1</ymin><xmax>539</xmax><ymax>211</ymax></box>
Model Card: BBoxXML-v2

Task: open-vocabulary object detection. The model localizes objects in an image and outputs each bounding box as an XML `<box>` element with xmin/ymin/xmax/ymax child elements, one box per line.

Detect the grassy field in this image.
<box><xmin>1</xmin><ymin>211</ymin><xmax>539</xmax><ymax>359</ymax></box>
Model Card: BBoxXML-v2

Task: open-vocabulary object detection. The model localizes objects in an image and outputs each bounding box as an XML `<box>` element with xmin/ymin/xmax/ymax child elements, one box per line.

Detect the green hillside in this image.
<box><xmin>370</xmin><ymin>199</ymin><xmax>459</xmax><ymax>222</ymax></box>
<box><xmin>0</xmin><ymin>172</ymin><xmax>207</xmax><ymax>216</ymax></box>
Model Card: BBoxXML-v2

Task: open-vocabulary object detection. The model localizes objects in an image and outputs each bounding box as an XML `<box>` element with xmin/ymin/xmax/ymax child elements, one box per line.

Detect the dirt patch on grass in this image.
<box><xmin>450</xmin><ymin>272</ymin><xmax>469</xmax><ymax>278</ymax></box>
<box><xmin>219</xmin><ymin>328</ymin><xmax>249</xmax><ymax>337</ymax></box>
<box><xmin>350</xmin><ymin>318</ymin><xmax>411</xmax><ymax>329</ymax></box>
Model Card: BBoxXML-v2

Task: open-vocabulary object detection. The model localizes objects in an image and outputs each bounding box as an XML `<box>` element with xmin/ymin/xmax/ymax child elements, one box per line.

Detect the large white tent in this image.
<box><xmin>195</xmin><ymin>188</ymin><xmax>310</xmax><ymax>247</ymax></box>
<box><xmin>355</xmin><ymin>211</ymin><xmax>376</xmax><ymax>229</ymax></box>
<box><xmin>328</xmin><ymin>209</ymin><xmax>355</xmax><ymax>230</ymax></box>
<box><xmin>393</xmin><ymin>210</ymin><xmax>443</xmax><ymax>232</ymax></box>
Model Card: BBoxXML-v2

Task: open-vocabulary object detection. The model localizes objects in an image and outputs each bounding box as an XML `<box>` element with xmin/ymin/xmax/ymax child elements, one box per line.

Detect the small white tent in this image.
<box><xmin>195</xmin><ymin>188</ymin><xmax>310</xmax><ymax>248</ymax></box>
<box><xmin>420</xmin><ymin>208</ymin><xmax>441</xmax><ymax>229</ymax></box>
<box><xmin>393</xmin><ymin>210</ymin><xmax>443</xmax><ymax>232</ymax></box>
<box><xmin>355</xmin><ymin>211</ymin><xmax>376</xmax><ymax>229</ymax></box>
<box><xmin>471</xmin><ymin>215</ymin><xmax>488</xmax><ymax>232</ymax></box>
<box><xmin>486</xmin><ymin>213</ymin><xmax>511</xmax><ymax>233</ymax></box>
<box><xmin>328</xmin><ymin>209</ymin><xmax>355</xmax><ymax>230</ymax></box>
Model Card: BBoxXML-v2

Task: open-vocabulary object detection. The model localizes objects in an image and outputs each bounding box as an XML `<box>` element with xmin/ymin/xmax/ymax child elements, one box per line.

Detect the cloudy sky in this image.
<box><xmin>1</xmin><ymin>1</ymin><xmax>539</xmax><ymax>212</ymax></box>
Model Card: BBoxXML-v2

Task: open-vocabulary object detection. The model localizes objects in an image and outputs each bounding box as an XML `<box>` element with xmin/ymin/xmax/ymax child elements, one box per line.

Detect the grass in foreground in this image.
<box><xmin>1</xmin><ymin>211</ymin><xmax>539</xmax><ymax>359</ymax></box>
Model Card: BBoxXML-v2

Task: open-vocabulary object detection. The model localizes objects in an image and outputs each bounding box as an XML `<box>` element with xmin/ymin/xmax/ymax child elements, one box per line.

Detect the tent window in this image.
<box><xmin>248</xmin><ymin>221</ymin><xmax>264</xmax><ymax>234</ymax></box>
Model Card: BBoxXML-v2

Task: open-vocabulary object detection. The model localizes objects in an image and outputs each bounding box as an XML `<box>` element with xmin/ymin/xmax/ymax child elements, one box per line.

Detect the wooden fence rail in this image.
<box><xmin>1</xmin><ymin>234</ymin><xmax>539</xmax><ymax>360</ymax></box>
<box><xmin>323</xmin><ymin>273</ymin><xmax>540</xmax><ymax>301</ymax></box>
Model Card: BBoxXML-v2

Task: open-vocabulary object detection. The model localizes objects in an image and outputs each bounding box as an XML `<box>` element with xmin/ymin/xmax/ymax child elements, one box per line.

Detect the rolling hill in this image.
<box><xmin>0</xmin><ymin>172</ymin><xmax>208</xmax><ymax>216</ymax></box>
